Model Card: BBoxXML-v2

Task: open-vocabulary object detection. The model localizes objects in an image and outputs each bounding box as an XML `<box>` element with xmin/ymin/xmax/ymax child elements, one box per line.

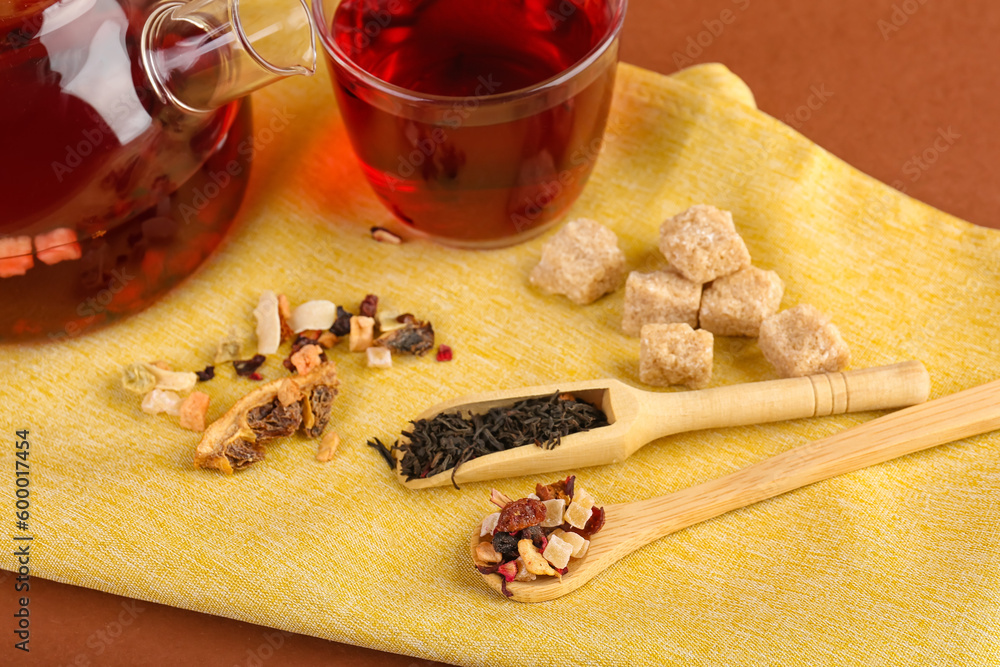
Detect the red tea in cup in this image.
<box><xmin>314</xmin><ymin>0</ymin><xmax>626</xmax><ymax>248</ymax></box>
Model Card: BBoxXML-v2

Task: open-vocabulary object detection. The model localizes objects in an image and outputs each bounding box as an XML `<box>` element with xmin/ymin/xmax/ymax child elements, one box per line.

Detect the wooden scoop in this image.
<box><xmin>473</xmin><ymin>375</ymin><xmax>1000</xmax><ymax>602</ymax></box>
<box><xmin>397</xmin><ymin>361</ymin><xmax>929</xmax><ymax>489</ymax></box>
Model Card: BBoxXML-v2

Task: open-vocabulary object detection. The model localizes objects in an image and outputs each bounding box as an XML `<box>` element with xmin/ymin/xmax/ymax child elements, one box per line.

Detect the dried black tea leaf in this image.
<box><xmin>369</xmin><ymin>393</ymin><xmax>608</xmax><ymax>489</ymax></box>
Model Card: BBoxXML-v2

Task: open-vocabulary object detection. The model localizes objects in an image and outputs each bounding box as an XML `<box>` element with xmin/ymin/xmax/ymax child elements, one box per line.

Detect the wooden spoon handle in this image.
<box><xmin>641</xmin><ymin>361</ymin><xmax>930</xmax><ymax>444</ymax></box>
<box><xmin>624</xmin><ymin>377</ymin><xmax>1000</xmax><ymax>550</ymax></box>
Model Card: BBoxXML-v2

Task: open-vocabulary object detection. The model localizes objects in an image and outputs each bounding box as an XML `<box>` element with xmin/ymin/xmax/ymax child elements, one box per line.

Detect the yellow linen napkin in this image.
<box><xmin>3</xmin><ymin>62</ymin><xmax>999</xmax><ymax>666</ymax></box>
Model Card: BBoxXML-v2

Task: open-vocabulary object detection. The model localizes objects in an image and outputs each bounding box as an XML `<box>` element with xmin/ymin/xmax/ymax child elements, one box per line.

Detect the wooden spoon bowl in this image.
<box><xmin>471</xmin><ymin>377</ymin><xmax>1000</xmax><ymax>602</ymax></box>
<box><xmin>400</xmin><ymin>361</ymin><xmax>930</xmax><ymax>489</ymax></box>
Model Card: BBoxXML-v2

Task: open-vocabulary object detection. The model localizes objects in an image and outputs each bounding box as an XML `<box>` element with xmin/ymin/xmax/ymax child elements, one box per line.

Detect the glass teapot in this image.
<box><xmin>0</xmin><ymin>0</ymin><xmax>315</xmax><ymax>341</ymax></box>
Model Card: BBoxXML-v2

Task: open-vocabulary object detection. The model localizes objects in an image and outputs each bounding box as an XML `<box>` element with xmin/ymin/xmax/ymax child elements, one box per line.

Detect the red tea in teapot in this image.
<box><xmin>0</xmin><ymin>0</ymin><xmax>315</xmax><ymax>341</ymax></box>
<box><xmin>324</xmin><ymin>0</ymin><xmax>621</xmax><ymax>246</ymax></box>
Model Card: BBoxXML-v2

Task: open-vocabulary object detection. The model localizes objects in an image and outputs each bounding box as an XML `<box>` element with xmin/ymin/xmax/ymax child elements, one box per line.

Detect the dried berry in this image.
<box><xmin>496</xmin><ymin>561</ymin><xmax>518</xmax><ymax>583</ymax></box>
<box><xmin>233</xmin><ymin>354</ymin><xmax>266</xmax><ymax>377</ymax></box>
<box><xmin>492</xmin><ymin>532</ymin><xmax>519</xmax><ymax>561</ymax></box>
<box><xmin>495</xmin><ymin>498</ymin><xmax>546</xmax><ymax>533</ymax></box>
<box><xmin>195</xmin><ymin>365</ymin><xmax>215</xmax><ymax>382</ymax></box>
<box><xmin>330</xmin><ymin>306</ymin><xmax>353</xmax><ymax>336</ymax></box>
<box><xmin>436</xmin><ymin>344</ymin><xmax>453</xmax><ymax>362</ymax></box>
<box><xmin>359</xmin><ymin>293</ymin><xmax>378</xmax><ymax>318</ymax></box>
<box><xmin>519</xmin><ymin>525</ymin><xmax>547</xmax><ymax>551</ymax></box>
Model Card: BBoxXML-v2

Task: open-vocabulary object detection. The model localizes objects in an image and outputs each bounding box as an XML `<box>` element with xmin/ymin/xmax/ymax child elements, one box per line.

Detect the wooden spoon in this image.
<box><xmin>398</xmin><ymin>361</ymin><xmax>929</xmax><ymax>489</ymax></box>
<box><xmin>471</xmin><ymin>376</ymin><xmax>1000</xmax><ymax>602</ymax></box>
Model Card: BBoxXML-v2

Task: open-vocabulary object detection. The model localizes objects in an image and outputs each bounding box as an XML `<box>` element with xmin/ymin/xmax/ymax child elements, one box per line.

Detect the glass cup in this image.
<box><xmin>313</xmin><ymin>0</ymin><xmax>628</xmax><ymax>249</ymax></box>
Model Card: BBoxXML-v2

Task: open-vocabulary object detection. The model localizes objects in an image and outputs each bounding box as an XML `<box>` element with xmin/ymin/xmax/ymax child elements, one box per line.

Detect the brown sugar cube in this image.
<box><xmin>758</xmin><ymin>304</ymin><xmax>851</xmax><ymax>378</ymax></box>
<box><xmin>529</xmin><ymin>218</ymin><xmax>626</xmax><ymax>305</ymax></box>
<box><xmin>699</xmin><ymin>266</ymin><xmax>784</xmax><ymax>337</ymax></box>
<box><xmin>639</xmin><ymin>323</ymin><xmax>714</xmax><ymax>389</ymax></box>
<box><xmin>659</xmin><ymin>205</ymin><xmax>751</xmax><ymax>284</ymax></box>
<box><xmin>622</xmin><ymin>270</ymin><xmax>702</xmax><ymax>336</ymax></box>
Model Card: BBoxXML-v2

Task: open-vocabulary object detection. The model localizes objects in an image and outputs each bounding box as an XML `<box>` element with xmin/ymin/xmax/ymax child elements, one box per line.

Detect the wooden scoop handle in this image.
<box><xmin>641</xmin><ymin>361</ymin><xmax>930</xmax><ymax>445</ymax></box>
<box><xmin>622</xmin><ymin>376</ymin><xmax>1000</xmax><ymax>550</ymax></box>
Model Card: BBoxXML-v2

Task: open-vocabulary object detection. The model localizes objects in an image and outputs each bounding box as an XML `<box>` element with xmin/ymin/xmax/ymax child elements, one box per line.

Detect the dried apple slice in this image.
<box><xmin>194</xmin><ymin>362</ymin><xmax>339</xmax><ymax>474</ymax></box>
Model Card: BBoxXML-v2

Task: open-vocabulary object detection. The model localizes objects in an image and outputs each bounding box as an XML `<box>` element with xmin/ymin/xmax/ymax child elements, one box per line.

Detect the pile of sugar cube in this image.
<box><xmin>529</xmin><ymin>207</ymin><xmax>850</xmax><ymax>388</ymax></box>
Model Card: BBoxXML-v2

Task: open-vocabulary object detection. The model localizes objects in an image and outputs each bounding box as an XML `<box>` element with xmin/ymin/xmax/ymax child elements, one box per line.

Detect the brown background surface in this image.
<box><xmin>3</xmin><ymin>0</ymin><xmax>997</xmax><ymax>665</ymax></box>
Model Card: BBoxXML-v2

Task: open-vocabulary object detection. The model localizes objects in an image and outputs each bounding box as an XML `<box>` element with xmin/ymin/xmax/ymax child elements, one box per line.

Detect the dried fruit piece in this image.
<box><xmin>542</xmin><ymin>534</ymin><xmax>573</xmax><ymax>569</ymax></box>
<box><xmin>122</xmin><ymin>362</ymin><xmax>157</xmax><ymax>395</ymax></box>
<box><xmin>371</xmin><ymin>226</ymin><xmax>402</xmax><ymax>244</ymax></box>
<box><xmin>330</xmin><ymin>306</ymin><xmax>353</xmax><ymax>336</ymax></box>
<box><xmin>490</xmin><ymin>489</ymin><xmax>513</xmax><ymax>509</ymax></box>
<box><xmin>349</xmin><ymin>316</ymin><xmax>375</xmax><ymax>351</ymax></box>
<box><xmin>146</xmin><ymin>364</ymin><xmax>198</xmax><ymax>393</ymax></box>
<box><xmin>290</xmin><ymin>343</ymin><xmax>323</xmax><ymax>376</ymax></box>
<box><xmin>141</xmin><ymin>389</ymin><xmax>182</xmax><ymax>415</ymax></box>
<box><xmin>359</xmin><ymin>294</ymin><xmax>378</xmax><ymax>319</ymax></box>
<box><xmin>291</xmin><ymin>300</ymin><xmax>338</xmax><ymax>333</ymax></box>
<box><xmin>0</xmin><ymin>236</ymin><xmax>33</xmax><ymax>278</ymax></box>
<box><xmin>179</xmin><ymin>391</ymin><xmax>211</xmax><ymax>432</ymax></box>
<box><xmin>195</xmin><ymin>366</ymin><xmax>215</xmax><ymax>382</ymax></box>
<box><xmin>253</xmin><ymin>291</ymin><xmax>281</xmax><ymax>355</ymax></box>
<box><xmin>303</xmin><ymin>384</ymin><xmax>336</xmax><ymax>438</ymax></box>
<box><xmin>512</xmin><ymin>558</ymin><xmax>537</xmax><ymax>582</ymax></box>
<box><xmin>435</xmin><ymin>344</ymin><xmax>453</xmax><ymax>362</ymax></box>
<box><xmin>519</xmin><ymin>525</ymin><xmax>547</xmax><ymax>551</ymax></box>
<box><xmin>233</xmin><ymin>354</ymin><xmax>266</xmax><ymax>377</ymax></box>
<box><xmin>517</xmin><ymin>539</ymin><xmax>556</xmax><ymax>576</ymax></box>
<box><xmin>277</xmin><ymin>294</ymin><xmax>293</xmax><ymax>343</ymax></box>
<box><xmin>276</xmin><ymin>379</ymin><xmax>302</xmax><ymax>407</ymax></box>
<box><xmin>316</xmin><ymin>430</ymin><xmax>341</xmax><ymax>462</ymax></box>
<box><xmin>246</xmin><ymin>400</ymin><xmax>302</xmax><ymax>440</ymax></box>
<box><xmin>194</xmin><ymin>362</ymin><xmax>340</xmax><ymax>474</ymax></box>
<box><xmin>495</xmin><ymin>498</ymin><xmax>546</xmax><ymax>533</ymax></box>
<box><xmin>214</xmin><ymin>327</ymin><xmax>245</xmax><ymax>364</ymax></box>
<box><xmin>539</xmin><ymin>499</ymin><xmax>566</xmax><ymax>528</ymax></box>
<box><xmin>374</xmin><ymin>319</ymin><xmax>434</xmax><ymax>356</ymax></box>
<box><xmin>366</xmin><ymin>347</ymin><xmax>392</xmax><ymax>369</ymax></box>
<box><xmin>492</xmin><ymin>532</ymin><xmax>519</xmax><ymax>561</ymax></box>
<box><xmin>35</xmin><ymin>227</ymin><xmax>82</xmax><ymax>265</ymax></box>
<box><xmin>473</xmin><ymin>542</ymin><xmax>503</xmax><ymax>567</ymax></box>
<box><xmin>316</xmin><ymin>331</ymin><xmax>338</xmax><ymax>348</ymax></box>
<box><xmin>496</xmin><ymin>560</ymin><xmax>519</xmax><ymax>582</ymax></box>
<box><xmin>480</xmin><ymin>512</ymin><xmax>500</xmax><ymax>536</ymax></box>
<box><xmin>551</xmin><ymin>529</ymin><xmax>589</xmax><ymax>558</ymax></box>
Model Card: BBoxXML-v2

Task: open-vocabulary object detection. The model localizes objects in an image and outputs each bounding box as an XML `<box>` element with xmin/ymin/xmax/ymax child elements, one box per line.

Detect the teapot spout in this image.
<box><xmin>142</xmin><ymin>0</ymin><xmax>316</xmax><ymax>112</ymax></box>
